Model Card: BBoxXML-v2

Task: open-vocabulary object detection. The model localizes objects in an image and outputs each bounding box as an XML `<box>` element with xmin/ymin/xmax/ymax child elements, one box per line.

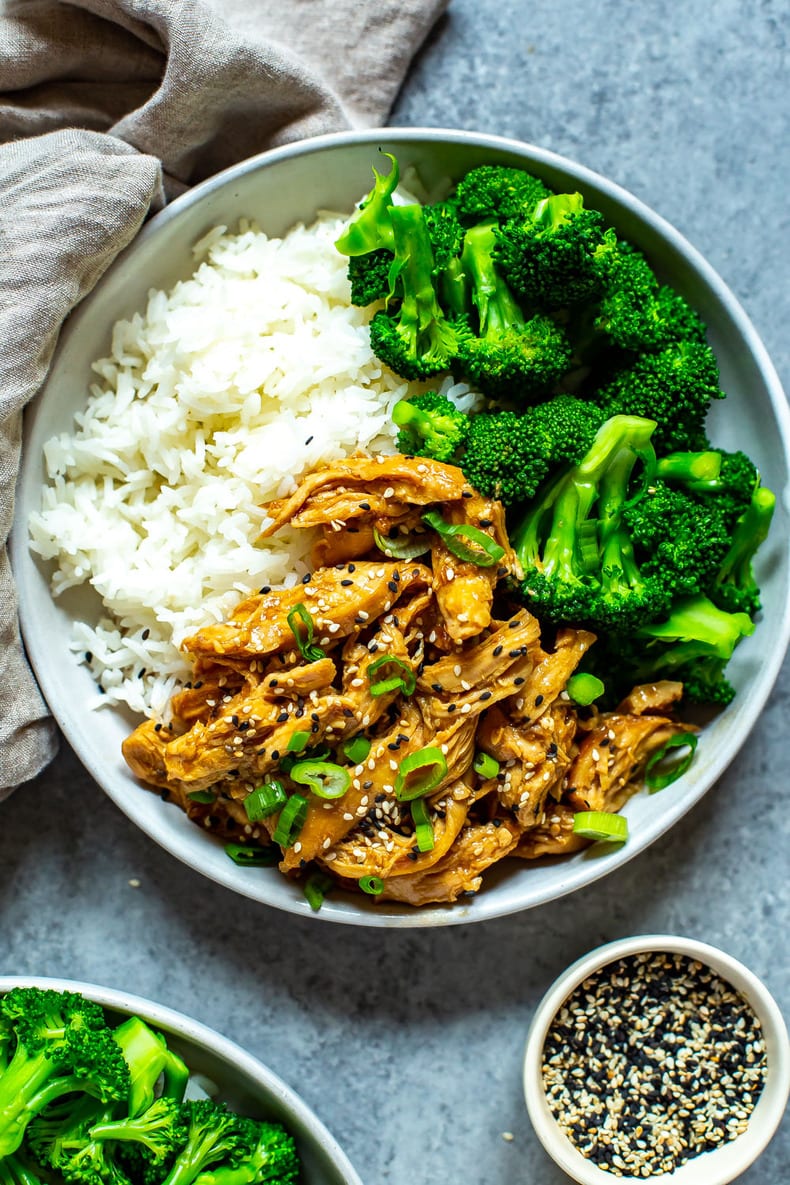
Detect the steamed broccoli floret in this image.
<box><xmin>453</xmin><ymin>164</ymin><xmax>551</xmax><ymax>223</ymax></box>
<box><xmin>513</xmin><ymin>414</ymin><xmax>669</xmax><ymax>629</ymax></box>
<box><xmin>496</xmin><ymin>192</ymin><xmax>618</xmax><ymax>311</ymax></box>
<box><xmin>347</xmin><ymin>249</ymin><xmax>392</xmax><ymax>307</ymax></box>
<box><xmin>634</xmin><ymin>595</ymin><xmax>756</xmax><ymax>705</ymax></box>
<box><xmin>159</xmin><ymin>1100</ymin><xmax>258</xmax><ymax>1185</ymax></box>
<box><xmin>711</xmin><ymin>485</ymin><xmax>776</xmax><ymax>617</ymax></box>
<box><xmin>193</xmin><ymin>1121</ymin><xmax>300</xmax><ymax>1185</ymax></box>
<box><xmin>624</xmin><ymin>478</ymin><xmax>732</xmax><ymax>599</ymax></box>
<box><xmin>88</xmin><ymin>1096</ymin><xmax>187</xmax><ymax>1168</ymax></box>
<box><xmin>423</xmin><ymin>200</ymin><xmax>466</xmax><ymax>269</ymax></box>
<box><xmin>454</xmin><ymin>222</ymin><xmax>572</xmax><ymax>399</ymax></box>
<box><xmin>460</xmin><ymin>395</ymin><xmax>606</xmax><ymax>506</ymax></box>
<box><xmin>593</xmin><ymin>243</ymin><xmax>707</xmax><ymax>352</ymax></box>
<box><xmin>27</xmin><ymin>1094</ymin><xmax>128</xmax><ymax>1185</ymax></box>
<box><xmin>0</xmin><ymin>987</ymin><xmax>130</xmax><ymax>1159</ymax></box>
<box><xmin>368</xmin><ymin>204</ymin><xmax>470</xmax><ymax>380</ymax></box>
<box><xmin>392</xmin><ymin>391</ymin><xmax>470</xmax><ymax>462</ymax></box>
<box><xmin>591</xmin><ymin>340</ymin><xmax>726</xmax><ymax>452</ymax></box>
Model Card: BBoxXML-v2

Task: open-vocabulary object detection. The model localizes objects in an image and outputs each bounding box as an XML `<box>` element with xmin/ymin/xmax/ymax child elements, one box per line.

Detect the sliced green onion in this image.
<box><xmin>286</xmin><ymin>603</ymin><xmax>326</xmax><ymax>663</ymax></box>
<box><xmin>290</xmin><ymin>761</ymin><xmax>351</xmax><ymax>800</ymax></box>
<box><xmin>187</xmin><ymin>790</ymin><xmax>215</xmax><ymax>804</ymax></box>
<box><xmin>342</xmin><ymin>735</ymin><xmax>372</xmax><ymax>764</ymax></box>
<box><xmin>645</xmin><ymin>732</ymin><xmax>698</xmax><ymax>792</ymax></box>
<box><xmin>373</xmin><ymin>526</ymin><xmax>430</xmax><ymax>560</ymax></box>
<box><xmin>244</xmin><ymin>780</ymin><xmax>287</xmax><ymax>822</ymax></box>
<box><xmin>473</xmin><ymin>751</ymin><xmax>500</xmax><ymax>780</ymax></box>
<box><xmin>272</xmin><ymin>794</ymin><xmax>309</xmax><ymax>847</ymax></box>
<box><xmin>367</xmin><ymin>654</ymin><xmax>416</xmax><ymax>697</ymax></box>
<box><xmin>286</xmin><ymin>730</ymin><xmax>311</xmax><ymax>753</ymax></box>
<box><xmin>303</xmin><ymin>871</ymin><xmax>334</xmax><ymax>912</ymax></box>
<box><xmin>410</xmin><ymin>797</ymin><xmax>435</xmax><ymax>852</ymax></box>
<box><xmin>422</xmin><ymin>510</ymin><xmax>505</xmax><ymax>567</ymax></box>
<box><xmin>359</xmin><ymin>875</ymin><xmax>384</xmax><ymax>896</ymax></box>
<box><xmin>567</xmin><ymin>673</ymin><xmax>605</xmax><ymax>706</ymax></box>
<box><xmin>224</xmin><ymin>843</ymin><xmax>279</xmax><ymax>867</ymax></box>
<box><xmin>572</xmin><ymin>811</ymin><xmax>629</xmax><ymax>843</ymax></box>
<box><xmin>394</xmin><ymin>746</ymin><xmax>448</xmax><ymax>801</ymax></box>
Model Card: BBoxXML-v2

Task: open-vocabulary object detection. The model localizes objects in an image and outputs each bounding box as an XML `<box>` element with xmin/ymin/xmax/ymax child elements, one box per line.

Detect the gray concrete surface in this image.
<box><xmin>4</xmin><ymin>1</ymin><xmax>789</xmax><ymax>1181</ymax></box>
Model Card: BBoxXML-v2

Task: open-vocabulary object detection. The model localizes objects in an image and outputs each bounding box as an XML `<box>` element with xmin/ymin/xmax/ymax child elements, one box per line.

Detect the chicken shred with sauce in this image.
<box><xmin>123</xmin><ymin>455</ymin><xmax>697</xmax><ymax>908</ymax></box>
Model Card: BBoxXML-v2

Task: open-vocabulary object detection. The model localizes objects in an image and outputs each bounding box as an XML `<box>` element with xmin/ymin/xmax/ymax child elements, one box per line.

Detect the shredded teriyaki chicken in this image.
<box><xmin>123</xmin><ymin>455</ymin><xmax>697</xmax><ymax>908</ymax></box>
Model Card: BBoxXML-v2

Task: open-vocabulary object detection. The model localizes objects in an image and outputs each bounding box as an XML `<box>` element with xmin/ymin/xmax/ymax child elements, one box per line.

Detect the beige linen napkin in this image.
<box><xmin>0</xmin><ymin>0</ymin><xmax>447</xmax><ymax>795</ymax></box>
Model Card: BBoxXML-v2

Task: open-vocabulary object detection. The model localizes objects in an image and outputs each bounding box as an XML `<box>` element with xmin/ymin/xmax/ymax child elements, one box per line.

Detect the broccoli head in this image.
<box><xmin>496</xmin><ymin>192</ymin><xmax>618</xmax><ymax>311</ymax></box>
<box><xmin>453</xmin><ymin>164</ymin><xmax>551</xmax><ymax>223</ymax></box>
<box><xmin>194</xmin><ymin>1121</ymin><xmax>300</xmax><ymax>1185</ymax></box>
<box><xmin>624</xmin><ymin>478</ymin><xmax>732</xmax><ymax>599</ymax></box>
<box><xmin>591</xmin><ymin>340</ymin><xmax>725</xmax><ymax>452</ymax></box>
<box><xmin>593</xmin><ymin>243</ymin><xmax>707</xmax><ymax>353</ymax></box>
<box><xmin>347</xmin><ymin>249</ymin><xmax>392</xmax><ymax>307</ymax></box>
<box><xmin>160</xmin><ymin>1099</ymin><xmax>258</xmax><ymax>1185</ymax></box>
<box><xmin>0</xmin><ymin>987</ymin><xmax>130</xmax><ymax>1159</ymax></box>
<box><xmin>460</xmin><ymin>395</ymin><xmax>606</xmax><ymax>506</ymax></box>
<box><xmin>392</xmin><ymin>391</ymin><xmax>470</xmax><ymax>462</ymax></box>
<box><xmin>423</xmin><ymin>199</ymin><xmax>466</xmax><ymax>269</ymax></box>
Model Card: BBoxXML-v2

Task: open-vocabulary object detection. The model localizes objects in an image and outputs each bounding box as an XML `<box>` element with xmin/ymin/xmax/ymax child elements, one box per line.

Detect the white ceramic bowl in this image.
<box><xmin>0</xmin><ymin>975</ymin><xmax>361</xmax><ymax>1185</ymax></box>
<box><xmin>11</xmin><ymin>128</ymin><xmax>790</xmax><ymax>926</ymax></box>
<box><xmin>523</xmin><ymin>935</ymin><xmax>790</xmax><ymax>1184</ymax></box>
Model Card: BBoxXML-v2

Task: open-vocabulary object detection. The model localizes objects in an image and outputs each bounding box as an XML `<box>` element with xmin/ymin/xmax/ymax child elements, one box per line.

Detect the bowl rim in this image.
<box><xmin>0</xmin><ymin>974</ymin><xmax>363</xmax><ymax>1185</ymax></box>
<box><xmin>522</xmin><ymin>933</ymin><xmax>790</xmax><ymax>1185</ymax></box>
<box><xmin>12</xmin><ymin>126</ymin><xmax>790</xmax><ymax>927</ymax></box>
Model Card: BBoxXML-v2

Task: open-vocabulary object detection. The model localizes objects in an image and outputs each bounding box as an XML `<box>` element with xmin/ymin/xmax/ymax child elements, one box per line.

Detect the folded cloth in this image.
<box><xmin>0</xmin><ymin>0</ymin><xmax>447</xmax><ymax>796</ymax></box>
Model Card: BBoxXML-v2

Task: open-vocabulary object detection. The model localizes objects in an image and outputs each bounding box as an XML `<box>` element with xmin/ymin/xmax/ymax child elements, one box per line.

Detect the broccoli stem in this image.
<box><xmin>461</xmin><ymin>223</ymin><xmax>524</xmax><ymax>337</ymax></box>
<box><xmin>389</xmin><ymin>204</ymin><xmax>459</xmax><ymax>368</ymax></box>
<box><xmin>715</xmin><ymin>486</ymin><xmax>776</xmax><ymax>596</ymax></box>
<box><xmin>0</xmin><ymin>1054</ymin><xmax>93</xmax><ymax>1157</ymax></box>
<box><xmin>656</xmin><ymin>450</ymin><xmax>722</xmax><ymax>484</ymax></box>
<box><xmin>639</xmin><ymin>595</ymin><xmax>754</xmax><ymax>670</ymax></box>
<box><xmin>334</xmin><ymin>154</ymin><xmax>399</xmax><ymax>256</ymax></box>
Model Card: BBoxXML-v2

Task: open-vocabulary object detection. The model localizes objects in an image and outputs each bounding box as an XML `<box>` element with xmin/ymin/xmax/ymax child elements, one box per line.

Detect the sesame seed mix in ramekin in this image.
<box><xmin>541</xmin><ymin>951</ymin><xmax>768</xmax><ymax>1178</ymax></box>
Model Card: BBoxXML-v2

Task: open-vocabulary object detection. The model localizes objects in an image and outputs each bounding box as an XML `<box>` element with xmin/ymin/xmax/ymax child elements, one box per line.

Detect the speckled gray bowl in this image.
<box><xmin>11</xmin><ymin>128</ymin><xmax>790</xmax><ymax>926</ymax></box>
<box><xmin>0</xmin><ymin>975</ymin><xmax>362</xmax><ymax>1185</ymax></box>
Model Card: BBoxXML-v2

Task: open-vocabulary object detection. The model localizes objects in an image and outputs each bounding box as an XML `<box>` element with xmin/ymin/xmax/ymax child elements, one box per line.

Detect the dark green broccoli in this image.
<box><xmin>347</xmin><ymin>249</ymin><xmax>392</xmax><ymax>307</ymax></box>
<box><xmin>593</xmin><ymin>243</ymin><xmax>707</xmax><ymax>352</ymax></box>
<box><xmin>0</xmin><ymin>987</ymin><xmax>130</xmax><ymax>1159</ymax></box>
<box><xmin>392</xmin><ymin>391</ymin><xmax>470</xmax><ymax>462</ymax></box>
<box><xmin>711</xmin><ymin>485</ymin><xmax>776</xmax><ymax>617</ymax></box>
<box><xmin>454</xmin><ymin>222</ymin><xmax>572</xmax><ymax>399</ymax></box>
<box><xmin>634</xmin><ymin>594</ymin><xmax>755</xmax><ymax>705</ymax></box>
<box><xmin>590</xmin><ymin>340</ymin><xmax>726</xmax><ymax>452</ymax></box>
<box><xmin>193</xmin><ymin>1121</ymin><xmax>300</xmax><ymax>1185</ymax></box>
<box><xmin>368</xmin><ymin>204</ymin><xmax>470</xmax><ymax>380</ymax></box>
<box><xmin>496</xmin><ymin>192</ymin><xmax>618</xmax><ymax>311</ymax></box>
<box><xmin>453</xmin><ymin>164</ymin><xmax>551</xmax><ymax>223</ymax></box>
<box><xmin>423</xmin><ymin>199</ymin><xmax>466</xmax><ymax>269</ymax></box>
<box><xmin>159</xmin><ymin>1100</ymin><xmax>258</xmax><ymax>1185</ymax></box>
<box><xmin>624</xmin><ymin>478</ymin><xmax>732</xmax><ymax>599</ymax></box>
<box><xmin>513</xmin><ymin>414</ymin><xmax>671</xmax><ymax>630</ymax></box>
<box><xmin>460</xmin><ymin>395</ymin><xmax>606</xmax><ymax>506</ymax></box>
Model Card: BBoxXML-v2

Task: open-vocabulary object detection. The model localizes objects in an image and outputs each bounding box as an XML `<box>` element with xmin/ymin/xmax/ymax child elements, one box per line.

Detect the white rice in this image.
<box><xmin>29</xmin><ymin>211</ymin><xmax>481</xmax><ymax>717</ymax></box>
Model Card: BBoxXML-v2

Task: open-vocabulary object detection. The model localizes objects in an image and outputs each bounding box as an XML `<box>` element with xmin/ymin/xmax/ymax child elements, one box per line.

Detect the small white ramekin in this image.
<box><xmin>523</xmin><ymin>935</ymin><xmax>790</xmax><ymax>1185</ymax></box>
